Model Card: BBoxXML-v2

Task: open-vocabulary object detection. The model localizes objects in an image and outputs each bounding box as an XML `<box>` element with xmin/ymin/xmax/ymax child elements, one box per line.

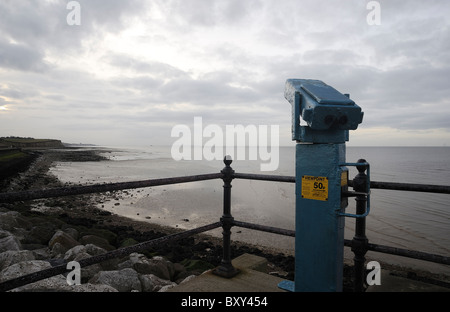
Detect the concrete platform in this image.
<box><xmin>168</xmin><ymin>253</ymin><xmax>288</xmax><ymax>292</ymax></box>
<box><xmin>169</xmin><ymin>253</ymin><xmax>450</xmax><ymax>292</ymax></box>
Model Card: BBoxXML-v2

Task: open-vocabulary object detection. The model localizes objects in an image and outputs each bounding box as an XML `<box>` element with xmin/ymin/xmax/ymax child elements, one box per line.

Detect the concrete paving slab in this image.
<box><xmin>168</xmin><ymin>253</ymin><xmax>288</xmax><ymax>292</ymax></box>
<box><xmin>170</xmin><ymin>253</ymin><xmax>450</xmax><ymax>293</ymax></box>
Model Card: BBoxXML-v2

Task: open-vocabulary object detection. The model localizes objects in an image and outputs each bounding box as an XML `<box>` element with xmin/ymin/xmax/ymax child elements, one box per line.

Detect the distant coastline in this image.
<box><xmin>0</xmin><ymin>137</ymin><xmax>64</xmax><ymax>149</ymax></box>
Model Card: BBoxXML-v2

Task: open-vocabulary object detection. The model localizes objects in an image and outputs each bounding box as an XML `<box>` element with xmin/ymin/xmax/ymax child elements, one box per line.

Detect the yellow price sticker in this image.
<box><xmin>301</xmin><ymin>175</ymin><xmax>328</xmax><ymax>201</ymax></box>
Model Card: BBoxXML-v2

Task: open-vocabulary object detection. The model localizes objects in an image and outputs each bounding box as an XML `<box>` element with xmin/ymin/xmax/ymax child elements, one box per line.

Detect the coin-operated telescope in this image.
<box><xmin>279</xmin><ymin>79</ymin><xmax>367</xmax><ymax>292</ymax></box>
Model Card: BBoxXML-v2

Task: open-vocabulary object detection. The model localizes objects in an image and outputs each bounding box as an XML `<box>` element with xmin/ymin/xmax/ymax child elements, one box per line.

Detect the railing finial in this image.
<box><xmin>356</xmin><ymin>158</ymin><xmax>368</xmax><ymax>173</ymax></box>
<box><xmin>224</xmin><ymin>155</ymin><xmax>232</xmax><ymax>166</ymax></box>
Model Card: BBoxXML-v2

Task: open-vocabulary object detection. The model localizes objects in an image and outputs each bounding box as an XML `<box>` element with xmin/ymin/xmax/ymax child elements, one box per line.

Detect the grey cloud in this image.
<box><xmin>44</xmin><ymin>94</ymin><xmax>67</xmax><ymax>102</ymax></box>
<box><xmin>161</xmin><ymin>0</ymin><xmax>258</xmax><ymax>28</ymax></box>
<box><xmin>0</xmin><ymin>1</ymin><xmax>54</xmax><ymax>44</ymax></box>
<box><xmin>301</xmin><ymin>49</ymin><xmax>365</xmax><ymax>66</ymax></box>
<box><xmin>168</xmin><ymin>0</ymin><xmax>216</xmax><ymax>27</ymax></box>
<box><xmin>1</xmin><ymin>0</ymin><xmax>449</xmax><ymax>146</ymax></box>
<box><xmin>74</xmin><ymin>0</ymin><xmax>148</xmax><ymax>32</ymax></box>
<box><xmin>0</xmin><ymin>39</ymin><xmax>49</xmax><ymax>72</ymax></box>
<box><xmin>362</xmin><ymin>18</ymin><xmax>450</xmax><ymax>69</ymax></box>
<box><xmin>107</xmin><ymin>68</ymin><xmax>263</xmax><ymax>108</ymax></box>
<box><xmin>105</xmin><ymin>54</ymin><xmax>188</xmax><ymax>78</ymax></box>
<box><xmin>90</xmin><ymin>103</ymin><xmax>284</xmax><ymax>132</ymax></box>
<box><xmin>110</xmin><ymin>76</ymin><xmax>163</xmax><ymax>92</ymax></box>
<box><xmin>0</xmin><ymin>0</ymin><xmax>149</xmax><ymax>55</ymax></box>
<box><xmin>362</xmin><ymin>105</ymin><xmax>450</xmax><ymax>131</ymax></box>
<box><xmin>0</xmin><ymin>1</ymin><xmax>75</xmax><ymax>55</ymax></box>
<box><xmin>158</xmin><ymin>74</ymin><xmax>261</xmax><ymax>106</ymax></box>
<box><xmin>0</xmin><ymin>83</ymin><xmax>40</xmax><ymax>99</ymax></box>
<box><xmin>373</xmin><ymin>67</ymin><xmax>450</xmax><ymax>106</ymax></box>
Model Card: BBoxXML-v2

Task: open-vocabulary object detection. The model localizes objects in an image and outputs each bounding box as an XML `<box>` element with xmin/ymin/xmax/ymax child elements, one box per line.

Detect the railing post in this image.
<box><xmin>212</xmin><ymin>156</ymin><xmax>239</xmax><ymax>278</ymax></box>
<box><xmin>351</xmin><ymin>159</ymin><xmax>369</xmax><ymax>292</ymax></box>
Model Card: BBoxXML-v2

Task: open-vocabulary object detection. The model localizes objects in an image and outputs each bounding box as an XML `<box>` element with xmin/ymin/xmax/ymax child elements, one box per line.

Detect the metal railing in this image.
<box><xmin>0</xmin><ymin>157</ymin><xmax>449</xmax><ymax>292</ymax></box>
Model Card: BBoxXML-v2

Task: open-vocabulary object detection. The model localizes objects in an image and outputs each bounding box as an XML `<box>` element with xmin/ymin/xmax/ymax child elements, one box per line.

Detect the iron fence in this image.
<box><xmin>0</xmin><ymin>157</ymin><xmax>449</xmax><ymax>292</ymax></box>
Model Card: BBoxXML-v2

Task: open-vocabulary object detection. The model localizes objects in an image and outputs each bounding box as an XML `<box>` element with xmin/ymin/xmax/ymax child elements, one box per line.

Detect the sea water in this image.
<box><xmin>49</xmin><ymin>145</ymin><xmax>450</xmax><ymax>275</ymax></box>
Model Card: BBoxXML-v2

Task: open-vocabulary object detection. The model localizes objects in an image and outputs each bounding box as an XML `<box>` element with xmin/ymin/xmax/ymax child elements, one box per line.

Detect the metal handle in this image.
<box><xmin>338</xmin><ymin>162</ymin><xmax>370</xmax><ymax>218</ymax></box>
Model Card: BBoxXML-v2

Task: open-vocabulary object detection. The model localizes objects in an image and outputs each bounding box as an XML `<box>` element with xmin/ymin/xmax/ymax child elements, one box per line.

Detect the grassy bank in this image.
<box><xmin>0</xmin><ymin>149</ymin><xmax>39</xmax><ymax>188</ymax></box>
<box><xmin>0</xmin><ymin>149</ymin><xmax>28</xmax><ymax>162</ymax></box>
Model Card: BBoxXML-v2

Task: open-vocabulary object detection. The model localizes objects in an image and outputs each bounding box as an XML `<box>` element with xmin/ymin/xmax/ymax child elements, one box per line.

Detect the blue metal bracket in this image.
<box><xmin>338</xmin><ymin>162</ymin><xmax>370</xmax><ymax>218</ymax></box>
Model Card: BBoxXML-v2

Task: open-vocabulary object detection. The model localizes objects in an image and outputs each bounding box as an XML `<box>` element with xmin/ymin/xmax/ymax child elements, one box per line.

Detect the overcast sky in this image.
<box><xmin>1</xmin><ymin>0</ymin><xmax>449</xmax><ymax>147</ymax></box>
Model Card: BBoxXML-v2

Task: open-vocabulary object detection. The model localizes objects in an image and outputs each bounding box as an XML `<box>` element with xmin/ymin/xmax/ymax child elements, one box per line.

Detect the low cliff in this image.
<box><xmin>0</xmin><ymin>138</ymin><xmax>65</xmax><ymax>149</ymax></box>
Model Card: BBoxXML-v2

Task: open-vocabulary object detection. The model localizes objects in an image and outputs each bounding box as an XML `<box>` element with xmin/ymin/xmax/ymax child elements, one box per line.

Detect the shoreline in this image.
<box><xmin>0</xmin><ymin>148</ymin><xmax>297</xmax><ymax>292</ymax></box>
<box><xmin>1</xmin><ymin>147</ymin><xmax>449</xmax><ymax>291</ymax></box>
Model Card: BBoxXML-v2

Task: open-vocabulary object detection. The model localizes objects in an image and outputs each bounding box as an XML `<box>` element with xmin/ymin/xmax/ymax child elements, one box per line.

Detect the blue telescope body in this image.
<box><xmin>285</xmin><ymin>79</ymin><xmax>364</xmax><ymax>136</ymax></box>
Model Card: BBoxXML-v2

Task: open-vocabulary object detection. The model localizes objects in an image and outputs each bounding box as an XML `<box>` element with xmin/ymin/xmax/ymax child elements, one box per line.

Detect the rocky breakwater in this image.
<box><xmin>0</xmin><ymin>208</ymin><xmax>199</xmax><ymax>292</ymax></box>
